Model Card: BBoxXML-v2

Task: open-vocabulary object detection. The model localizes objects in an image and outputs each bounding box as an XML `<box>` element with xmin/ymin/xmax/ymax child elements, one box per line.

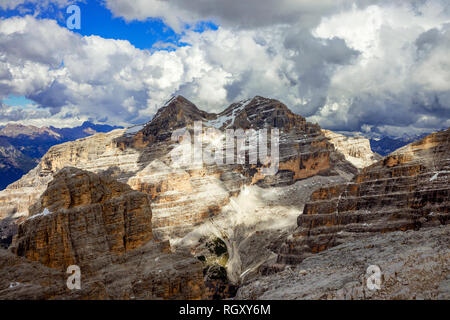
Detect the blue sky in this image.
<box><xmin>0</xmin><ymin>1</ymin><xmax>449</xmax><ymax>137</ymax></box>
<box><xmin>0</xmin><ymin>0</ymin><xmax>218</xmax><ymax>127</ymax></box>
<box><xmin>3</xmin><ymin>95</ymin><xmax>35</xmax><ymax>107</ymax></box>
<box><xmin>0</xmin><ymin>1</ymin><xmax>217</xmax><ymax>50</ymax></box>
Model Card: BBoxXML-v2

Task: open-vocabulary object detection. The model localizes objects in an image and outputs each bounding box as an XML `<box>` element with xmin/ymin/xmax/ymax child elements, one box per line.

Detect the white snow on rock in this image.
<box><xmin>124</xmin><ymin>124</ymin><xmax>145</xmax><ymax>135</ymax></box>
<box><xmin>27</xmin><ymin>208</ymin><xmax>52</xmax><ymax>220</ymax></box>
<box><xmin>162</xmin><ymin>96</ymin><xmax>177</xmax><ymax>107</ymax></box>
<box><xmin>429</xmin><ymin>171</ymin><xmax>450</xmax><ymax>181</ymax></box>
<box><xmin>206</xmin><ymin>99</ymin><xmax>251</xmax><ymax>129</ymax></box>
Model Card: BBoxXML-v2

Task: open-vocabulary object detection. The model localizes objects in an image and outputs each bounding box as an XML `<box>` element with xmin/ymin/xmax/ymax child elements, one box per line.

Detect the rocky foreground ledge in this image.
<box><xmin>237</xmin><ymin>225</ymin><xmax>450</xmax><ymax>300</ymax></box>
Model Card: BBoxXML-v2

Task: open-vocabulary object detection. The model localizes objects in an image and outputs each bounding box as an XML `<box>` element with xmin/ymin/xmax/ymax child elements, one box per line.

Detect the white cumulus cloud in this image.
<box><xmin>0</xmin><ymin>0</ymin><xmax>449</xmax><ymax>137</ymax></box>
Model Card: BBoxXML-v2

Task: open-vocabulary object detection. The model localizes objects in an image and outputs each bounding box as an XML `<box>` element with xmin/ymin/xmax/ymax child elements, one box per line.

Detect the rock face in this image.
<box><xmin>278</xmin><ymin>128</ymin><xmax>450</xmax><ymax>265</ymax></box>
<box><xmin>0</xmin><ymin>95</ymin><xmax>361</xmax><ymax>299</ymax></box>
<box><xmin>1</xmin><ymin>241</ymin><xmax>206</xmax><ymax>300</ymax></box>
<box><xmin>11</xmin><ymin>167</ymin><xmax>153</xmax><ymax>272</ymax></box>
<box><xmin>0</xmin><ymin>129</ymin><xmax>132</xmax><ymax>223</ymax></box>
<box><xmin>5</xmin><ymin>167</ymin><xmax>205</xmax><ymax>300</ymax></box>
<box><xmin>237</xmin><ymin>225</ymin><xmax>450</xmax><ymax>300</ymax></box>
<box><xmin>126</xmin><ymin>96</ymin><xmax>356</xmax><ymax>240</ymax></box>
<box><xmin>0</xmin><ymin>96</ymin><xmax>357</xmax><ymax>243</ymax></box>
<box><xmin>140</xmin><ymin>95</ymin><xmax>216</xmax><ymax>144</ymax></box>
<box><xmin>0</xmin><ymin>247</ymin><xmax>134</xmax><ymax>300</ymax></box>
<box><xmin>322</xmin><ymin>130</ymin><xmax>381</xmax><ymax>169</ymax></box>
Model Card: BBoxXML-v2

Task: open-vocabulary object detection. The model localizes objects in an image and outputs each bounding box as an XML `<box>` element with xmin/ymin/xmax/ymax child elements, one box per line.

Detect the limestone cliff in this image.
<box><xmin>0</xmin><ymin>96</ymin><xmax>448</xmax><ymax>300</ymax></box>
<box><xmin>278</xmin><ymin>128</ymin><xmax>450</xmax><ymax>265</ymax></box>
<box><xmin>12</xmin><ymin>167</ymin><xmax>153</xmax><ymax>271</ymax></box>
<box><xmin>6</xmin><ymin>167</ymin><xmax>205</xmax><ymax>300</ymax></box>
<box><xmin>0</xmin><ymin>96</ymin><xmax>360</xmax><ymax>299</ymax></box>
<box><xmin>322</xmin><ymin>130</ymin><xmax>381</xmax><ymax>169</ymax></box>
<box><xmin>0</xmin><ymin>96</ymin><xmax>357</xmax><ymax>244</ymax></box>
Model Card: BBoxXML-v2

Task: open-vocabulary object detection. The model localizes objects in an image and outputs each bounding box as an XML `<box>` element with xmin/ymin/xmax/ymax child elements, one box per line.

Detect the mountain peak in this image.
<box><xmin>138</xmin><ymin>95</ymin><xmax>214</xmax><ymax>143</ymax></box>
<box><xmin>158</xmin><ymin>95</ymin><xmax>207</xmax><ymax>116</ymax></box>
<box><xmin>123</xmin><ymin>95</ymin><xmax>322</xmax><ymax>147</ymax></box>
<box><xmin>208</xmin><ymin>96</ymin><xmax>310</xmax><ymax>131</ymax></box>
<box><xmin>162</xmin><ymin>95</ymin><xmax>191</xmax><ymax>107</ymax></box>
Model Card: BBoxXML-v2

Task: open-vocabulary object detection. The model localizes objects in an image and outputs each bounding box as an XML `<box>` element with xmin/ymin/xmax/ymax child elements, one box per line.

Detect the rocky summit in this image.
<box><xmin>0</xmin><ymin>95</ymin><xmax>448</xmax><ymax>300</ymax></box>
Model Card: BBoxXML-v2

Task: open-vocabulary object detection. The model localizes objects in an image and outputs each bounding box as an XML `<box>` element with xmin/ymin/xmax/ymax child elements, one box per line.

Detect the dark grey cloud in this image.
<box><xmin>307</xmin><ymin>2</ymin><xmax>450</xmax><ymax>136</ymax></box>
<box><xmin>28</xmin><ymin>81</ymin><xmax>69</xmax><ymax>113</ymax></box>
<box><xmin>284</xmin><ymin>32</ymin><xmax>360</xmax><ymax>116</ymax></box>
<box><xmin>225</xmin><ymin>71</ymin><xmax>252</xmax><ymax>102</ymax></box>
<box><xmin>105</xmin><ymin>0</ymin><xmax>378</xmax><ymax>32</ymax></box>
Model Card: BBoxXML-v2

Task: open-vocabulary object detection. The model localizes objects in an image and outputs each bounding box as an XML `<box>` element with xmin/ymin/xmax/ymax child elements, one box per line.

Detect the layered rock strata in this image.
<box><xmin>0</xmin><ymin>96</ymin><xmax>358</xmax><ymax>243</ymax></box>
<box><xmin>5</xmin><ymin>167</ymin><xmax>205</xmax><ymax>300</ymax></box>
<box><xmin>322</xmin><ymin>130</ymin><xmax>381</xmax><ymax>169</ymax></box>
<box><xmin>11</xmin><ymin>167</ymin><xmax>153</xmax><ymax>272</ymax></box>
<box><xmin>278</xmin><ymin>129</ymin><xmax>450</xmax><ymax>265</ymax></box>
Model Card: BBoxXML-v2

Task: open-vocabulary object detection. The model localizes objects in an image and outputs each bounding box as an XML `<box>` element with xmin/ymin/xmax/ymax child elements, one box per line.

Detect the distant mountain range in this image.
<box><xmin>369</xmin><ymin>134</ymin><xmax>430</xmax><ymax>156</ymax></box>
<box><xmin>0</xmin><ymin>117</ymin><xmax>434</xmax><ymax>190</ymax></box>
<box><xmin>0</xmin><ymin>122</ymin><xmax>122</xmax><ymax>190</ymax></box>
<box><xmin>330</xmin><ymin>130</ymin><xmax>432</xmax><ymax>157</ymax></box>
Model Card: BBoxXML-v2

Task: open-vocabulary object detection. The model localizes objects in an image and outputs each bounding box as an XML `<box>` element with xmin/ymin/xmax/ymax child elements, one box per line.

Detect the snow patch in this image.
<box><xmin>27</xmin><ymin>208</ymin><xmax>52</xmax><ymax>220</ymax></box>
<box><xmin>206</xmin><ymin>99</ymin><xmax>252</xmax><ymax>129</ymax></box>
<box><xmin>429</xmin><ymin>171</ymin><xmax>450</xmax><ymax>182</ymax></box>
<box><xmin>125</xmin><ymin>124</ymin><xmax>145</xmax><ymax>135</ymax></box>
